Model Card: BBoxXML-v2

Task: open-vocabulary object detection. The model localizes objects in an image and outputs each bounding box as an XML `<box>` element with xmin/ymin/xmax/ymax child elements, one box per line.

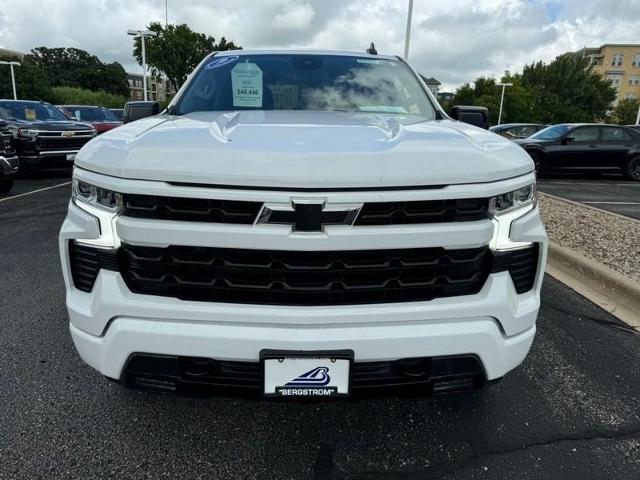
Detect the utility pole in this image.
<box><xmin>0</xmin><ymin>61</ymin><xmax>21</xmax><ymax>100</ymax></box>
<box><xmin>403</xmin><ymin>0</ymin><xmax>414</xmax><ymax>60</ymax></box>
<box><xmin>127</xmin><ymin>30</ymin><xmax>157</xmax><ymax>101</ymax></box>
<box><xmin>636</xmin><ymin>101</ymin><xmax>640</xmax><ymax>125</ymax></box>
<box><xmin>496</xmin><ymin>82</ymin><xmax>513</xmax><ymax>125</ymax></box>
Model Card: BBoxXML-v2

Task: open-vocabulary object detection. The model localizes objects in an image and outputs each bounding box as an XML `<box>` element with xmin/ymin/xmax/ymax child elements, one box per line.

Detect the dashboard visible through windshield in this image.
<box><xmin>174</xmin><ymin>54</ymin><xmax>436</xmax><ymax>118</ymax></box>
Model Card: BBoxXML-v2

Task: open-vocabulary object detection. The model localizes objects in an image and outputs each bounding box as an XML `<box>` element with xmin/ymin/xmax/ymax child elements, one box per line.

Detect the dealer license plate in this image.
<box><xmin>262</xmin><ymin>350</ymin><xmax>352</xmax><ymax>398</ymax></box>
<box><xmin>66</xmin><ymin>154</ymin><xmax>76</xmax><ymax>162</ymax></box>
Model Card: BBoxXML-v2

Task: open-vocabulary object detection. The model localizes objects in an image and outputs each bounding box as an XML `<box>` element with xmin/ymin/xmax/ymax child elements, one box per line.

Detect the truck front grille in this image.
<box><xmin>118</xmin><ymin>244</ymin><xmax>492</xmax><ymax>305</ymax></box>
<box><xmin>1</xmin><ymin>133</ymin><xmax>15</xmax><ymax>154</ymax></box>
<box><xmin>69</xmin><ymin>242</ymin><xmax>540</xmax><ymax>303</ymax></box>
<box><xmin>120</xmin><ymin>195</ymin><xmax>489</xmax><ymax>225</ymax></box>
<box><xmin>37</xmin><ymin>134</ymin><xmax>93</xmax><ymax>151</ymax></box>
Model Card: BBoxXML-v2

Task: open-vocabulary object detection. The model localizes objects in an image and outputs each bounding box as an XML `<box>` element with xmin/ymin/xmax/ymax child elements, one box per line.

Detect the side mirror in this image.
<box><xmin>562</xmin><ymin>136</ymin><xmax>575</xmax><ymax>145</ymax></box>
<box><xmin>450</xmin><ymin>105</ymin><xmax>490</xmax><ymax>129</ymax></box>
<box><xmin>69</xmin><ymin>116</ymin><xmax>79</xmax><ymax>122</ymax></box>
<box><xmin>123</xmin><ymin>101</ymin><xmax>161</xmax><ymax>124</ymax></box>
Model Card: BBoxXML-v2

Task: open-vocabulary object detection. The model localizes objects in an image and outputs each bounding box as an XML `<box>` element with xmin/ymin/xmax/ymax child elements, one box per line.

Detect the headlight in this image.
<box><xmin>489</xmin><ymin>184</ymin><xmax>536</xmax><ymax>251</ymax></box>
<box><xmin>72</xmin><ymin>178</ymin><xmax>123</xmax><ymax>211</ymax></box>
<box><xmin>17</xmin><ymin>128</ymin><xmax>39</xmax><ymax>138</ymax></box>
<box><xmin>489</xmin><ymin>184</ymin><xmax>536</xmax><ymax>216</ymax></box>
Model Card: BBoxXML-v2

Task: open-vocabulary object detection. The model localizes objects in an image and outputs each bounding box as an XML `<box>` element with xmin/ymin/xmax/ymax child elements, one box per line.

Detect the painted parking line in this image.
<box><xmin>539</xmin><ymin>181</ymin><xmax>640</xmax><ymax>186</ymax></box>
<box><xmin>0</xmin><ymin>181</ymin><xmax>71</xmax><ymax>203</ymax></box>
<box><xmin>582</xmin><ymin>201</ymin><xmax>640</xmax><ymax>205</ymax></box>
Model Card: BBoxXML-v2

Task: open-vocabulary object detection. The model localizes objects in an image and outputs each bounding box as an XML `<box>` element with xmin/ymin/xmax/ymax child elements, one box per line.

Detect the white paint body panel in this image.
<box><xmin>60</xmin><ymin>50</ymin><xmax>547</xmax><ymax>386</ymax></box>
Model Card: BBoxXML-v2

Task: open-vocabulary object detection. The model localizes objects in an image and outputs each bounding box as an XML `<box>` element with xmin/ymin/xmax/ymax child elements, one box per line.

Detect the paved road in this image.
<box><xmin>2</xmin><ymin>178</ymin><xmax>640</xmax><ymax>480</ymax></box>
<box><xmin>538</xmin><ymin>175</ymin><xmax>640</xmax><ymax>220</ymax></box>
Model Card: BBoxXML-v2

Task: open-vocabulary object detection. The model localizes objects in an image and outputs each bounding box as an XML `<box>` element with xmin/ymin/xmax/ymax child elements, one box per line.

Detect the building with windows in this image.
<box><xmin>126</xmin><ymin>73</ymin><xmax>176</xmax><ymax>102</ymax></box>
<box><xmin>419</xmin><ymin>75</ymin><xmax>441</xmax><ymax>96</ymax></box>
<box><xmin>577</xmin><ymin>44</ymin><xmax>640</xmax><ymax>104</ymax></box>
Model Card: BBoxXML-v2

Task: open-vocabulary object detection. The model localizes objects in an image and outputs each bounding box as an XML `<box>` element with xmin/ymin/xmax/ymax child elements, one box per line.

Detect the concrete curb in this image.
<box><xmin>546</xmin><ymin>241</ymin><xmax>640</xmax><ymax>328</ymax></box>
<box><xmin>539</xmin><ymin>191</ymin><xmax>640</xmax><ymax>225</ymax></box>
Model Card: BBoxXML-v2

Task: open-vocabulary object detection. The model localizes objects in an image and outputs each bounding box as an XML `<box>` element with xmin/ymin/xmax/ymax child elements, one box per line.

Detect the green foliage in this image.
<box><xmin>133</xmin><ymin>22</ymin><xmax>241</xmax><ymax>92</ymax></box>
<box><xmin>28</xmin><ymin>47</ymin><xmax>129</xmax><ymax>97</ymax></box>
<box><xmin>451</xmin><ymin>55</ymin><xmax>617</xmax><ymax>125</ymax></box>
<box><xmin>521</xmin><ymin>55</ymin><xmax>616</xmax><ymax>123</ymax></box>
<box><xmin>0</xmin><ymin>53</ymin><xmax>53</xmax><ymax>101</ymax></box>
<box><xmin>50</xmin><ymin>86</ymin><xmax>126</xmax><ymax>109</ymax></box>
<box><xmin>609</xmin><ymin>97</ymin><xmax>640</xmax><ymax>125</ymax></box>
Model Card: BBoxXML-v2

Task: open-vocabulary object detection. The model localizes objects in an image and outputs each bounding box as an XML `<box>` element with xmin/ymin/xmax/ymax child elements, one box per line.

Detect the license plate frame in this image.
<box><xmin>261</xmin><ymin>349</ymin><xmax>354</xmax><ymax>398</ymax></box>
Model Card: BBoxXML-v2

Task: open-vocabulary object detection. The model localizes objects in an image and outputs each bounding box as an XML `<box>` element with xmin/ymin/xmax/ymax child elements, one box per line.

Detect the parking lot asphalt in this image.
<box><xmin>2</xmin><ymin>176</ymin><xmax>640</xmax><ymax>480</ymax></box>
<box><xmin>538</xmin><ymin>175</ymin><xmax>640</xmax><ymax>220</ymax></box>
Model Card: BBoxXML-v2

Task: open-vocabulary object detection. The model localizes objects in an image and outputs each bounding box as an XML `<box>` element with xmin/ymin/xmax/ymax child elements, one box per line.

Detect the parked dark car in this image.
<box><xmin>515</xmin><ymin>123</ymin><xmax>640</xmax><ymax>181</ymax></box>
<box><xmin>0</xmin><ymin>100</ymin><xmax>96</xmax><ymax>171</ymax></box>
<box><xmin>109</xmin><ymin>108</ymin><xmax>124</xmax><ymax>121</ymax></box>
<box><xmin>490</xmin><ymin>123</ymin><xmax>547</xmax><ymax>140</ymax></box>
<box><xmin>0</xmin><ymin>119</ymin><xmax>18</xmax><ymax>193</ymax></box>
<box><xmin>58</xmin><ymin>105</ymin><xmax>122</xmax><ymax>134</ymax></box>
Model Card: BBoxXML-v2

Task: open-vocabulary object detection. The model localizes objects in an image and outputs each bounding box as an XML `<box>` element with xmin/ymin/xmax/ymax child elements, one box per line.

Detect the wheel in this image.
<box><xmin>624</xmin><ymin>156</ymin><xmax>640</xmax><ymax>181</ymax></box>
<box><xmin>529</xmin><ymin>151</ymin><xmax>545</xmax><ymax>177</ymax></box>
<box><xmin>0</xmin><ymin>178</ymin><xmax>13</xmax><ymax>193</ymax></box>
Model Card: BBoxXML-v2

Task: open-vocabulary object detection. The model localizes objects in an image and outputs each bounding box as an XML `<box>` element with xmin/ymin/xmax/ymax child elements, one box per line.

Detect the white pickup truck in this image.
<box><xmin>59</xmin><ymin>49</ymin><xmax>547</xmax><ymax>398</ymax></box>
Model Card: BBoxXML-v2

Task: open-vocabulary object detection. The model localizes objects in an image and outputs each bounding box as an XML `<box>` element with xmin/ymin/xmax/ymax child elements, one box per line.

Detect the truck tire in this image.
<box><xmin>624</xmin><ymin>156</ymin><xmax>640</xmax><ymax>181</ymax></box>
<box><xmin>529</xmin><ymin>151</ymin><xmax>545</xmax><ymax>177</ymax></box>
<box><xmin>0</xmin><ymin>179</ymin><xmax>13</xmax><ymax>193</ymax></box>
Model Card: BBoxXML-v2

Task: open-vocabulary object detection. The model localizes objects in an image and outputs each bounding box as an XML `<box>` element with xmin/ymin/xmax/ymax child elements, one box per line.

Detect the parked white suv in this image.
<box><xmin>59</xmin><ymin>49</ymin><xmax>547</xmax><ymax>397</ymax></box>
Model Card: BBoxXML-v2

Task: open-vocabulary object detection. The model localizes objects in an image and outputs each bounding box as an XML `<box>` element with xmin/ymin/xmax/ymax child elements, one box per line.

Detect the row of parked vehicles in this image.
<box><xmin>1</xmin><ymin>99</ymin><xmax>640</xmax><ymax>196</ymax></box>
<box><xmin>0</xmin><ymin>100</ymin><xmax>129</xmax><ymax>193</ymax></box>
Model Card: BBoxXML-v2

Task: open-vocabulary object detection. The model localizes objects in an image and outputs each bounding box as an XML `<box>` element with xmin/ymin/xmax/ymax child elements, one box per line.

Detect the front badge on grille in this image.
<box><xmin>257</xmin><ymin>200</ymin><xmax>361</xmax><ymax>232</ymax></box>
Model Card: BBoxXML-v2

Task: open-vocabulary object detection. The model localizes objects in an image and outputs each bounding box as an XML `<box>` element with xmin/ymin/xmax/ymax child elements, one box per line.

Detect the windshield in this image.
<box><xmin>65</xmin><ymin>107</ymin><xmax>119</xmax><ymax>122</ymax></box>
<box><xmin>0</xmin><ymin>101</ymin><xmax>69</xmax><ymax>122</ymax></box>
<box><xmin>174</xmin><ymin>54</ymin><xmax>436</xmax><ymax>118</ymax></box>
<box><xmin>530</xmin><ymin>124</ymin><xmax>572</xmax><ymax>140</ymax></box>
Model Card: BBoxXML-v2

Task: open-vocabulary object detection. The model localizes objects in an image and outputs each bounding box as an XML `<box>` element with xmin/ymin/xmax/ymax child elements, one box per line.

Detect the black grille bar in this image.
<box><xmin>68</xmin><ymin>241</ymin><xmax>118</xmax><ymax>292</ymax></box>
<box><xmin>354</xmin><ymin>198</ymin><xmax>489</xmax><ymax>225</ymax></box>
<box><xmin>120</xmin><ymin>195</ymin><xmax>489</xmax><ymax>226</ymax></box>
<box><xmin>123</xmin><ymin>194</ymin><xmax>263</xmax><ymax>224</ymax></box>
<box><xmin>68</xmin><ymin>241</ymin><xmax>540</xmax><ymax>301</ymax></box>
<box><xmin>492</xmin><ymin>244</ymin><xmax>539</xmax><ymax>293</ymax></box>
<box><xmin>118</xmin><ymin>244</ymin><xmax>493</xmax><ymax>306</ymax></box>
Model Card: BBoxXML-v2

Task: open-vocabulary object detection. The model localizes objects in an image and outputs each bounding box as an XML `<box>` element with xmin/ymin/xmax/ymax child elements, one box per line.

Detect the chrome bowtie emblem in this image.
<box><xmin>61</xmin><ymin>131</ymin><xmax>75</xmax><ymax>137</ymax></box>
<box><xmin>257</xmin><ymin>200</ymin><xmax>360</xmax><ymax>232</ymax></box>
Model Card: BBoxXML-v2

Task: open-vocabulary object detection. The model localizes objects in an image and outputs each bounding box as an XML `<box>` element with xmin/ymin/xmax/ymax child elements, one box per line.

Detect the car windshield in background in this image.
<box><xmin>175</xmin><ymin>54</ymin><xmax>436</xmax><ymax>118</ymax></box>
<box><xmin>0</xmin><ymin>101</ymin><xmax>69</xmax><ymax>122</ymax></box>
<box><xmin>69</xmin><ymin>107</ymin><xmax>119</xmax><ymax>122</ymax></box>
<box><xmin>530</xmin><ymin>124</ymin><xmax>571</xmax><ymax>140</ymax></box>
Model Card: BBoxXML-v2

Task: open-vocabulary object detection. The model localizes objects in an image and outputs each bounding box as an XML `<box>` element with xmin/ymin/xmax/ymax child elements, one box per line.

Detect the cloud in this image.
<box><xmin>1</xmin><ymin>0</ymin><xmax>639</xmax><ymax>90</ymax></box>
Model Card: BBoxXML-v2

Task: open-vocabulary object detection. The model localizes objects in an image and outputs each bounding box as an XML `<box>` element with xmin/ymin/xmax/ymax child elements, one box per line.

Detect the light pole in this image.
<box><xmin>496</xmin><ymin>82</ymin><xmax>513</xmax><ymax>125</ymax></box>
<box><xmin>127</xmin><ymin>30</ymin><xmax>157</xmax><ymax>101</ymax></box>
<box><xmin>403</xmin><ymin>0</ymin><xmax>414</xmax><ymax>60</ymax></box>
<box><xmin>635</xmin><ymin>102</ymin><xmax>640</xmax><ymax>125</ymax></box>
<box><xmin>0</xmin><ymin>61</ymin><xmax>21</xmax><ymax>100</ymax></box>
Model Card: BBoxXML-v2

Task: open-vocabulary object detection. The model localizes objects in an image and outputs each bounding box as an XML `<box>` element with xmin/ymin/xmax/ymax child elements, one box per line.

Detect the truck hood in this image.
<box><xmin>76</xmin><ymin>111</ymin><xmax>533</xmax><ymax>188</ymax></box>
<box><xmin>8</xmin><ymin>119</ymin><xmax>94</xmax><ymax>132</ymax></box>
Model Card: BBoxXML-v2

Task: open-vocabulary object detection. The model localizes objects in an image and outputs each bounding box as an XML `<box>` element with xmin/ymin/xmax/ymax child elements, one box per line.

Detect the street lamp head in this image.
<box><xmin>127</xmin><ymin>29</ymin><xmax>157</xmax><ymax>37</ymax></box>
<box><xmin>496</xmin><ymin>83</ymin><xmax>513</xmax><ymax>87</ymax></box>
<box><xmin>0</xmin><ymin>61</ymin><xmax>21</xmax><ymax>66</ymax></box>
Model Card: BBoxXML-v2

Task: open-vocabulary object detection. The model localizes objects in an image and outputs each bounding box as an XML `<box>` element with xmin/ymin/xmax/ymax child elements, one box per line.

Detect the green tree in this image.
<box><xmin>50</xmin><ymin>86</ymin><xmax>126</xmax><ymax>109</ymax></box>
<box><xmin>609</xmin><ymin>97</ymin><xmax>640</xmax><ymax>125</ymax></box>
<box><xmin>0</xmin><ymin>53</ymin><xmax>53</xmax><ymax>101</ymax></box>
<box><xmin>28</xmin><ymin>47</ymin><xmax>129</xmax><ymax>97</ymax></box>
<box><xmin>133</xmin><ymin>22</ymin><xmax>241</xmax><ymax>92</ymax></box>
<box><xmin>521</xmin><ymin>55</ymin><xmax>616</xmax><ymax>123</ymax></box>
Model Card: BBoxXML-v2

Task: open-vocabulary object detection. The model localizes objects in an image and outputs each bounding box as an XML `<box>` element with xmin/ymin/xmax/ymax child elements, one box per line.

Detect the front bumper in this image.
<box><xmin>60</xmin><ymin>171</ymin><xmax>547</xmax><ymax>386</ymax></box>
<box><xmin>20</xmin><ymin>150</ymin><xmax>79</xmax><ymax>168</ymax></box>
<box><xmin>0</xmin><ymin>155</ymin><xmax>19</xmax><ymax>178</ymax></box>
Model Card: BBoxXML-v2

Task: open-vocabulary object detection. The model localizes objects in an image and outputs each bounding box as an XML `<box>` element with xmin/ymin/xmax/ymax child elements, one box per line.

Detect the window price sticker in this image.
<box><xmin>231</xmin><ymin>62</ymin><xmax>263</xmax><ymax>107</ymax></box>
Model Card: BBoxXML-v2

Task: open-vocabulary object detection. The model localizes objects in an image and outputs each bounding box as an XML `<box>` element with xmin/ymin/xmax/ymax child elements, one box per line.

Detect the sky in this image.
<box><xmin>1</xmin><ymin>0</ymin><xmax>640</xmax><ymax>91</ymax></box>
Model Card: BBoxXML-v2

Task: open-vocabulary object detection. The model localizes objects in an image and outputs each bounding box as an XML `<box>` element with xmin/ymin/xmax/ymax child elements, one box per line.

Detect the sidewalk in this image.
<box><xmin>539</xmin><ymin>192</ymin><xmax>640</xmax><ymax>327</ymax></box>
